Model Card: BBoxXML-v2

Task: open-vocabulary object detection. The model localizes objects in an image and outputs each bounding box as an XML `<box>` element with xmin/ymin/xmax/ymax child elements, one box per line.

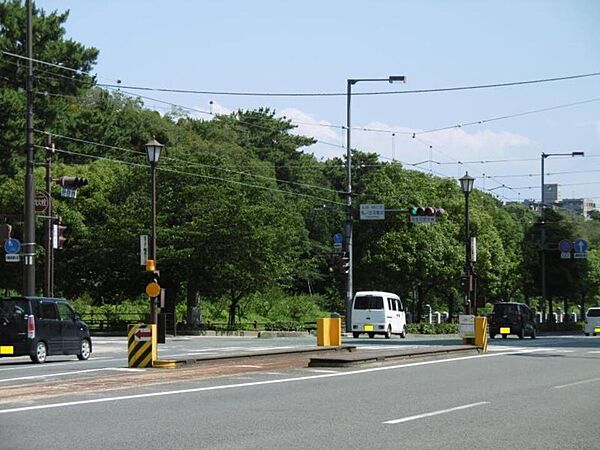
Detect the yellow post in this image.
<box><xmin>317</xmin><ymin>317</ymin><xmax>342</xmax><ymax>346</ymax></box>
<box><xmin>474</xmin><ymin>317</ymin><xmax>488</xmax><ymax>352</ymax></box>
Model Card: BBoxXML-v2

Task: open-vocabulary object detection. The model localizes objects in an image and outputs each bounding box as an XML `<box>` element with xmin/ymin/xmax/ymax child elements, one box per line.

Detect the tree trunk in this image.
<box><xmin>186</xmin><ymin>279</ymin><xmax>201</xmax><ymax>327</ymax></box>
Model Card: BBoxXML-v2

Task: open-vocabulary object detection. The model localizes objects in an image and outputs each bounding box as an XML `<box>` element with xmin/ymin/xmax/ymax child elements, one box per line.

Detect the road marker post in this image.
<box><xmin>128</xmin><ymin>323</ymin><xmax>157</xmax><ymax>368</ymax></box>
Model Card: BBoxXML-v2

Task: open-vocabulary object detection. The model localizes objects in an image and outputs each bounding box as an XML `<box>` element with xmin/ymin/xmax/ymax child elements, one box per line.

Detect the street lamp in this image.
<box><xmin>146</xmin><ymin>137</ymin><xmax>163</xmax><ymax>324</ymax></box>
<box><xmin>344</xmin><ymin>75</ymin><xmax>406</xmax><ymax>332</ymax></box>
<box><xmin>540</xmin><ymin>151</ymin><xmax>584</xmax><ymax>325</ymax></box>
<box><xmin>459</xmin><ymin>172</ymin><xmax>475</xmax><ymax>315</ymax></box>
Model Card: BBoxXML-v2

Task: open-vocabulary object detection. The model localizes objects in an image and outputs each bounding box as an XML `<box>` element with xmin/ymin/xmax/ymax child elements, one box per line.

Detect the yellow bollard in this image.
<box><xmin>317</xmin><ymin>317</ymin><xmax>342</xmax><ymax>346</ymax></box>
<box><xmin>474</xmin><ymin>317</ymin><xmax>488</xmax><ymax>352</ymax></box>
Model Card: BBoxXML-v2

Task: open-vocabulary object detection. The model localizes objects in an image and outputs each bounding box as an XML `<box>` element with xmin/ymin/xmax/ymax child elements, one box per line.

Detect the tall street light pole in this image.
<box><xmin>23</xmin><ymin>0</ymin><xmax>36</xmax><ymax>295</ymax></box>
<box><xmin>146</xmin><ymin>138</ymin><xmax>163</xmax><ymax>325</ymax></box>
<box><xmin>540</xmin><ymin>151</ymin><xmax>584</xmax><ymax>325</ymax></box>
<box><xmin>344</xmin><ymin>75</ymin><xmax>406</xmax><ymax>332</ymax></box>
<box><xmin>459</xmin><ymin>172</ymin><xmax>475</xmax><ymax>315</ymax></box>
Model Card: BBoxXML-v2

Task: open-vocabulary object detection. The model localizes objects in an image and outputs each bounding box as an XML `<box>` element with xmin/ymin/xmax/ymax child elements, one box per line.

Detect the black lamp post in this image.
<box><xmin>459</xmin><ymin>172</ymin><xmax>475</xmax><ymax>315</ymax></box>
<box><xmin>345</xmin><ymin>75</ymin><xmax>406</xmax><ymax>332</ymax></box>
<box><xmin>146</xmin><ymin>138</ymin><xmax>163</xmax><ymax>324</ymax></box>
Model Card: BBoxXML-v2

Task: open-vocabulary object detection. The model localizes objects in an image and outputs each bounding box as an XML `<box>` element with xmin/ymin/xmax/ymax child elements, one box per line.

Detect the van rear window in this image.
<box><xmin>0</xmin><ymin>299</ymin><xmax>28</xmax><ymax>321</ymax></box>
<box><xmin>354</xmin><ymin>296</ymin><xmax>384</xmax><ymax>310</ymax></box>
<box><xmin>587</xmin><ymin>308</ymin><xmax>600</xmax><ymax>317</ymax></box>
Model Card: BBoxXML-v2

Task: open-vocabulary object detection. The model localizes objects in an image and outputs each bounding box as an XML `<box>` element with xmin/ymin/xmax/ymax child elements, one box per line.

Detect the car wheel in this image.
<box><xmin>77</xmin><ymin>338</ymin><xmax>91</xmax><ymax>360</ymax></box>
<box><xmin>518</xmin><ymin>327</ymin><xmax>525</xmax><ymax>339</ymax></box>
<box><xmin>489</xmin><ymin>333</ymin><xmax>495</xmax><ymax>339</ymax></box>
<box><xmin>400</xmin><ymin>326</ymin><xmax>407</xmax><ymax>339</ymax></box>
<box><xmin>585</xmin><ymin>333</ymin><xmax>590</xmax><ymax>336</ymax></box>
<box><xmin>502</xmin><ymin>334</ymin><xmax>508</xmax><ymax>339</ymax></box>
<box><xmin>384</xmin><ymin>326</ymin><xmax>391</xmax><ymax>339</ymax></box>
<box><xmin>352</xmin><ymin>332</ymin><xmax>360</xmax><ymax>338</ymax></box>
<box><xmin>368</xmin><ymin>333</ymin><xmax>375</xmax><ymax>339</ymax></box>
<box><xmin>531</xmin><ymin>328</ymin><xmax>536</xmax><ymax>339</ymax></box>
<box><xmin>31</xmin><ymin>341</ymin><xmax>47</xmax><ymax>364</ymax></box>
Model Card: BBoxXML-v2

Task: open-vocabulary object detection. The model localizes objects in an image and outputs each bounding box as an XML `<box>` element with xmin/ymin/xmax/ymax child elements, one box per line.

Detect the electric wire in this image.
<box><xmin>33</xmin><ymin>144</ymin><xmax>347</xmax><ymax>207</ymax></box>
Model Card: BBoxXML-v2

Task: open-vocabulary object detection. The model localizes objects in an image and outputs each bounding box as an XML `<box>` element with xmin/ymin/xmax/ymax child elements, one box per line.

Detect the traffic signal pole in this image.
<box><xmin>344</xmin><ymin>80</ymin><xmax>353</xmax><ymax>333</ymax></box>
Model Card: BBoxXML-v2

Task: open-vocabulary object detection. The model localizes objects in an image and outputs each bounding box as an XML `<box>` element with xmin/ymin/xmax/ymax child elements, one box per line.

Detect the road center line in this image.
<box><xmin>0</xmin><ymin>348</ymin><xmax>547</xmax><ymax>415</ymax></box>
<box><xmin>553</xmin><ymin>377</ymin><xmax>600</xmax><ymax>389</ymax></box>
<box><xmin>384</xmin><ymin>401</ymin><xmax>490</xmax><ymax>424</ymax></box>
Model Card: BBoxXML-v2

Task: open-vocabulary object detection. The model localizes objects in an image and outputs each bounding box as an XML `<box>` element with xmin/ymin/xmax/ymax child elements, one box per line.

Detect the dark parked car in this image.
<box><xmin>0</xmin><ymin>296</ymin><xmax>92</xmax><ymax>363</ymax></box>
<box><xmin>489</xmin><ymin>302</ymin><xmax>536</xmax><ymax>339</ymax></box>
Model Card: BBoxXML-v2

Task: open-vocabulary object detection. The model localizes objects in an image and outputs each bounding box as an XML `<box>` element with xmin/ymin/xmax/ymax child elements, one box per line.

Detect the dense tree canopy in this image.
<box><xmin>1</xmin><ymin>1</ymin><xmax>599</xmax><ymax>327</ymax></box>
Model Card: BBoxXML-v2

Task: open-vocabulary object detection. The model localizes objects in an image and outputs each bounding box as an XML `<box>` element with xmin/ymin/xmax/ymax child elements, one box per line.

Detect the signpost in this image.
<box><xmin>360</xmin><ymin>204</ymin><xmax>385</xmax><ymax>220</ymax></box>
<box><xmin>34</xmin><ymin>193</ymin><xmax>48</xmax><ymax>213</ymax></box>
<box><xmin>332</xmin><ymin>232</ymin><xmax>343</xmax><ymax>251</ymax></box>
<box><xmin>573</xmin><ymin>239</ymin><xmax>588</xmax><ymax>259</ymax></box>
<box><xmin>559</xmin><ymin>239</ymin><xmax>572</xmax><ymax>260</ymax></box>
<box><xmin>4</xmin><ymin>238</ymin><xmax>21</xmax><ymax>255</ymax></box>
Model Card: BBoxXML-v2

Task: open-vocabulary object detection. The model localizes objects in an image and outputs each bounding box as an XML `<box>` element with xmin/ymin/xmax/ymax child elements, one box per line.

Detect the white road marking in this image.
<box><xmin>588</xmin><ymin>351</ymin><xmax>600</xmax><ymax>354</ymax></box>
<box><xmin>552</xmin><ymin>349</ymin><xmax>574</xmax><ymax>353</ymax></box>
<box><xmin>0</xmin><ymin>347</ymin><xmax>547</xmax><ymax>415</ymax></box>
<box><xmin>553</xmin><ymin>377</ymin><xmax>600</xmax><ymax>389</ymax></box>
<box><xmin>305</xmin><ymin>369</ymin><xmax>339</xmax><ymax>374</ymax></box>
<box><xmin>383</xmin><ymin>401</ymin><xmax>490</xmax><ymax>424</ymax></box>
<box><xmin>0</xmin><ymin>367</ymin><xmax>144</xmax><ymax>383</ymax></box>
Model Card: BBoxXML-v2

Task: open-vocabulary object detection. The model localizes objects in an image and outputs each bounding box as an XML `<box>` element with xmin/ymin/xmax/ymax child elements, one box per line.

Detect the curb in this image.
<box><xmin>308</xmin><ymin>345</ymin><xmax>481</xmax><ymax>368</ymax></box>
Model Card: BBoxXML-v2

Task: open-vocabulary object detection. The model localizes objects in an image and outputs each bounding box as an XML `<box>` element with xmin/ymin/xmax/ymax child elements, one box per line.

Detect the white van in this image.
<box><xmin>351</xmin><ymin>291</ymin><xmax>407</xmax><ymax>339</ymax></box>
<box><xmin>584</xmin><ymin>307</ymin><xmax>600</xmax><ymax>336</ymax></box>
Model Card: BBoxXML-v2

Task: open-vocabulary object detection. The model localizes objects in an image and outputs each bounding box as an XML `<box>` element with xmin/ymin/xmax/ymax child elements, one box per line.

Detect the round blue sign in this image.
<box><xmin>4</xmin><ymin>238</ymin><xmax>21</xmax><ymax>254</ymax></box>
<box><xmin>333</xmin><ymin>233</ymin><xmax>343</xmax><ymax>244</ymax></box>
<box><xmin>558</xmin><ymin>239</ymin><xmax>572</xmax><ymax>253</ymax></box>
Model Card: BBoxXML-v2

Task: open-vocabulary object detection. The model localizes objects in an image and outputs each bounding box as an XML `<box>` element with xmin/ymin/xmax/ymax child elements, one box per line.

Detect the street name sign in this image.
<box><xmin>360</xmin><ymin>204</ymin><xmax>385</xmax><ymax>220</ymax></box>
<box><xmin>410</xmin><ymin>216</ymin><xmax>436</xmax><ymax>224</ymax></box>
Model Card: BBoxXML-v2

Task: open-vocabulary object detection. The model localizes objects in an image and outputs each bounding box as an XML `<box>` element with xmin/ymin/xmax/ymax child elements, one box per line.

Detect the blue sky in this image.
<box><xmin>36</xmin><ymin>0</ymin><xmax>600</xmax><ymax>203</ymax></box>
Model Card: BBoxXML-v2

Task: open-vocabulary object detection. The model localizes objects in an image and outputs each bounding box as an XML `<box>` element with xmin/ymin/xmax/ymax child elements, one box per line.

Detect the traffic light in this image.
<box><xmin>409</xmin><ymin>207</ymin><xmax>445</xmax><ymax>223</ymax></box>
<box><xmin>460</xmin><ymin>275</ymin><xmax>472</xmax><ymax>293</ymax></box>
<box><xmin>54</xmin><ymin>224</ymin><xmax>67</xmax><ymax>249</ymax></box>
<box><xmin>0</xmin><ymin>223</ymin><xmax>12</xmax><ymax>243</ymax></box>
<box><xmin>58</xmin><ymin>176</ymin><xmax>88</xmax><ymax>198</ymax></box>
<box><xmin>339</xmin><ymin>252</ymin><xmax>350</xmax><ymax>274</ymax></box>
<box><xmin>409</xmin><ymin>206</ymin><xmax>445</xmax><ymax>216</ymax></box>
<box><xmin>58</xmin><ymin>176</ymin><xmax>88</xmax><ymax>189</ymax></box>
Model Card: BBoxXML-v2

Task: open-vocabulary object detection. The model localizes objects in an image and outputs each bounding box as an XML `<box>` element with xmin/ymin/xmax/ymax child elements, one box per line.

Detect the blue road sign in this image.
<box><xmin>333</xmin><ymin>233</ymin><xmax>343</xmax><ymax>244</ymax></box>
<box><xmin>558</xmin><ymin>239</ymin><xmax>572</xmax><ymax>253</ymax></box>
<box><xmin>573</xmin><ymin>239</ymin><xmax>588</xmax><ymax>253</ymax></box>
<box><xmin>4</xmin><ymin>238</ymin><xmax>21</xmax><ymax>254</ymax></box>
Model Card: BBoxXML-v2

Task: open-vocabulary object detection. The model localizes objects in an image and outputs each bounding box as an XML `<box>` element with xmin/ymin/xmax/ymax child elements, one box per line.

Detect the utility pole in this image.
<box><xmin>23</xmin><ymin>0</ymin><xmax>36</xmax><ymax>296</ymax></box>
<box><xmin>44</xmin><ymin>135</ymin><xmax>54</xmax><ymax>297</ymax></box>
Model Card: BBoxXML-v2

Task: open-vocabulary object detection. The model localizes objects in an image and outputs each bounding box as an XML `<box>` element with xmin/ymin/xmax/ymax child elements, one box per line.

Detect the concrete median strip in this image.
<box><xmin>151</xmin><ymin>344</ymin><xmax>480</xmax><ymax>369</ymax></box>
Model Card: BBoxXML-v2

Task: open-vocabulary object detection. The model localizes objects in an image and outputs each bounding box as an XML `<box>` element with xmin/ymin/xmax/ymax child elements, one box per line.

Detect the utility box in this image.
<box><xmin>317</xmin><ymin>317</ymin><xmax>341</xmax><ymax>346</ymax></box>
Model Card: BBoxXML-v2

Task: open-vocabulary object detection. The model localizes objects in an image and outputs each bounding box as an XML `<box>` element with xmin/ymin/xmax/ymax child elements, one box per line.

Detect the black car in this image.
<box><xmin>0</xmin><ymin>296</ymin><xmax>92</xmax><ymax>363</ymax></box>
<box><xmin>489</xmin><ymin>302</ymin><xmax>537</xmax><ymax>339</ymax></box>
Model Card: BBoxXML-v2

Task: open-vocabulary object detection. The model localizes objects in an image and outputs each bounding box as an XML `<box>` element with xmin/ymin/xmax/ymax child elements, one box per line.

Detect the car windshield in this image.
<box><xmin>587</xmin><ymin>308</ymin><xmax>600</xmax><ymax>317</ymax></box>
<box><xmin>354</xmin><ymin>296</ymin><xmax>384</xmax><ymax>310</ymax></box>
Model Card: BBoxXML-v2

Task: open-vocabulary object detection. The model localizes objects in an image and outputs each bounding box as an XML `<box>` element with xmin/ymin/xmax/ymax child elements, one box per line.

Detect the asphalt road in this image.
<box><xmin>1</xmin><ymin>334</ymin><xmax>599</xmax><ymax>449</ymax></box>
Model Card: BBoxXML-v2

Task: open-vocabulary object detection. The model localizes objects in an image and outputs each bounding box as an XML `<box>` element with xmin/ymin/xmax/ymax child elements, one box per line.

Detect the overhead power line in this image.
<box><xmin>96</xmin><ymin>72</ymin><xmax>600</xmax><ymax>97</ymax></box>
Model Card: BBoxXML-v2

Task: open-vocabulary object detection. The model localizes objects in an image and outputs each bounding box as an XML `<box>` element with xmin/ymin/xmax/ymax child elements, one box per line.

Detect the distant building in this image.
<box><xmin>559</xmin><ymin>198</ymin><xmax>597</xmax><ymax>219</ymax></box>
